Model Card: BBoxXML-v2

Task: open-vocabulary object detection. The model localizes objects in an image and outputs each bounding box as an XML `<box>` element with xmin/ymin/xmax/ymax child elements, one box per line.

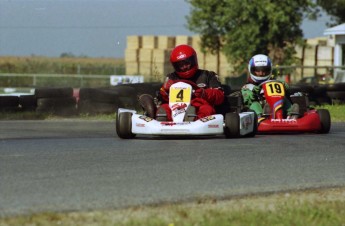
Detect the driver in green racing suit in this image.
<box><xmin>241</xmin><ymin>54</ymin><xmax>299</xmax><ymax>120</ymax></box>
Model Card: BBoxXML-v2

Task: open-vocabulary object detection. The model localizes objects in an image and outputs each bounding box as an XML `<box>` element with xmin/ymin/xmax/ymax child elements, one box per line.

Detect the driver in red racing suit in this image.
<box><xmin>156</xmin><ymin>44</ymin><xmax>224</xmax><ymax>121</ymax></box>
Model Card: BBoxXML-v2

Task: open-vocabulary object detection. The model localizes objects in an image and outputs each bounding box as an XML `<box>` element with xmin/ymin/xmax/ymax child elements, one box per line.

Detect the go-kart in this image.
<box><xmin>242</xmin><ymin>80</ymin><xmax>331</xmax><ymax>134</ymax></box>
<box><xmin>116</xmin><ymin>81</ymin><xmax>257</xmax><ymax>139</ymax></box>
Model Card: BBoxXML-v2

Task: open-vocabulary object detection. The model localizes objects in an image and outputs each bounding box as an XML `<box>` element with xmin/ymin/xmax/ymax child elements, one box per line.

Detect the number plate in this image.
<box><xmin>169</xmin><ymin>86</ymin><xmax>192</xmax><ymax>103</ymax></box>
<box><xmin>263</xmin><ymin>82</ymin><xmax>285</xmax><ymax>97</ymax></box>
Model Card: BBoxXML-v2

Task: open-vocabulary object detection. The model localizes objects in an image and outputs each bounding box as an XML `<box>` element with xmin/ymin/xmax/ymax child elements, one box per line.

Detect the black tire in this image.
<box><xmin>36</xmin><ymin>97</ymin><xmax>77</xmax><ymax>115</ymax></box>
<box><xmin>0</xmin><ymin>96</ymin><xmax>19</xmax><ymax>108</ymax></box>
<box><xmin>125</xmin><ymin>82</ymin><xmax>162</xmax><ymax>96</ymax></box>
<box><xmin>0</xmin><ymin>96</ymin><xmax>20</xmax><ymax>112</ymax></box>
<box><xmin>224</xmin><ymin>112</ymin><xmax>240</xmax><ymax>138</ymax></box>
<box><xmin>327</xmin><ymin>91</ymin><xmax>345</xmax><ymax>100</ymax></box>
<box><xmin>116</xmin><ymin>112</ymin><xmax>135</xmax><ymax>139</ymax></box>
<box><xmin>79</xmin><ymin>88</ymin><xmax>120</xmax><ymax>104</ymax></box>
<box><xmin>19</xmin><ymin>95</ymin><xmax>37</xmax><ymax>111</ymax></box>
<box><xmin>227</xmin><ymin>95</ymin><xmax>244</xmax><ymax>113</ymax></box>
<box><xmin>35</xmin><ymin>87</ymin><xmax>73</xmax><ymax>98</ymax></box>
<box><xmin>110</xmin><ymin>85</ymin><xmax>137</xmax><ymax>97</ymax></box>
<box><xmin>110</xmin><ymin>85</ymin><xmax>139</xmax><ymax>109</ymax></box>
<box><xmin>78</xmin><ymin>99</ymin><xmax>118</xmax><ymax>115</ymax></box>
<box><xmin>317</xmin><ymin>109</ymin><xmax>331</xmax><ymax>134</ymax></box>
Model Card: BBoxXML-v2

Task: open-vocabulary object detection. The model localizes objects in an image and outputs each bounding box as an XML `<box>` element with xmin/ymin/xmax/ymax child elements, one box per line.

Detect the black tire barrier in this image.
<box><xmin>36</xmin><ymin>97</ymin><xmax>77</xmax><ymax>116</ymax></box>
<box><xmin>109</xmin><ymin>85</ymin><xmax>142</xmax><ymax>110</ymax></box>
<box><xmin>289</xmin><ymin>85</ymin><xmax>303</xmax><ymax>94</ymax></box>
<box><xmin>119</xmin><ymin>82</ymin><xmax>162</xmax><ymax>97</ymax></box>
<box><xmin>309</xmin><ymin>85</ymin><xmax>331</xmax><ymax>105</ymax></box>
<box><xmin>0</xmin><ymin>96</ymin><xmax>20</xmax><ymax>112</ymax></box>
<box><xmin>324</xmin><ymin>83</ymin><xmax>345</xmax><ymax>103</ymax></box>
<box><xmin>79</xmin><ymin>88</ymin><xmax>120</xmax><ymax>104</ymax></box>
<box><xmin>327</xmin><ymin>91</ymin><xmax>345</xmax><ymax>101</ymax></box>
<box><xmin>34</xmin><ymin>87</ymin><xmax>73</xmax><ymax>99</ymax></box>
<box><xmin>325</xmin><ymin>82</ymin><xmax>345</xmax><ymax>92</ymax></box>
<box><xmin>291</xmin><ymin>84</ymin><xmax>332</xmax><ymax>105</ymax></box>
<box><xmin>19</xmin><ymin>95</ymin><xmax>37</xmax><ymax>111</ymax></box>
<box><xmin>78</xmin><ymin>99</ymin><xmax>118</xmax><ymax>115</ymax></box>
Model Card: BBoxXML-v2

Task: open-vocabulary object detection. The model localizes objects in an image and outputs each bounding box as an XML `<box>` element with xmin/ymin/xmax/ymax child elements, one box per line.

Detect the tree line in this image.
<box><xmin>186</xmin><ymin>0</ymin><xmax>345</xmax><ymax>73</ymax></box>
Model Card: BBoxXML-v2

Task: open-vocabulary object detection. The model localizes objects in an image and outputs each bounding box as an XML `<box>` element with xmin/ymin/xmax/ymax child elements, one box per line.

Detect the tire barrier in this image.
<box><xmin>77</xmin><ymin>83</ymin><xmax>163</xmax><ymax>115</ymax></box>
<box><xmin>78</xmin><ymin>99</ymin><xmax>119</xmax><ymax>115</ymax></box>
<box><xmin>2</xmin><ymin>82</ymin><xmax>345</xmax><ymax>116</ymax></box>
<box><xmin>290</xmin><ymin>84</ymin><xmax>332</xmax><ymax>105</ymax></box>
<box><xmin>0</xmin><ymin>96</ymin><xmax>20</xmax><ymax>112</ymax></box>
<box><xmin>19</xmin><ymin>95</ymin><xmax>37</xmax><ymax>111</ymax></box>
<box><xmin>34</xmin><ymin>87</ymin><xmax>74</xmax><ymax>99</ymax></box>
<box><xmin>34</xmin><ymin>87</ymin><xmax>77</xmax><ymax>116</ymax></box>
<box><xmin>326</xmin><ymin>83</ymin><xmax>345</xmax><ymax>104</ymax></box>
<box><xmin>78</xmin><ymin>88</ymin><xmax>120</xmax><ymax>115</ymax></box>
<box><xmin>36</xmin><ymin>97</ymin><xmax>77</xmax><ymax>116</ymax></box>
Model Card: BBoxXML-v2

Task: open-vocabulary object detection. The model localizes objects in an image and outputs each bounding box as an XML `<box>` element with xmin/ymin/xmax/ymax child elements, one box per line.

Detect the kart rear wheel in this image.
<box><xmin>224</xmin><ymin>112</ymin><xmax>240</xmax><ymax>138</ymax></box>
<box><xmin>116</xmin><ymin>112</ymin><xmax>136</xmax><ymax>139</ymax></box>
<box><xmin>317</xmin><ymin>109</ymin><xmax>331</xmax><ymax>134</ymax></box>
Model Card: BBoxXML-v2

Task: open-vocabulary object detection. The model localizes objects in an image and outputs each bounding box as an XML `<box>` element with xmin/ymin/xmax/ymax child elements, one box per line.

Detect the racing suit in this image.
<box><xmin>241</xmin><ymin>77</ymin><xmax>294</xmax><ymax>117</ymax></box>
<box><xmin>158</xmin><ymin>69</ymin><xmax>224</xmax><ymax>121</ymax></box>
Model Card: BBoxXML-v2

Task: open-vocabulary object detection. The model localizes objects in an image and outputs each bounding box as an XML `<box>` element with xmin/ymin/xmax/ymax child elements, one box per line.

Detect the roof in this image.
<box><xmin>323</xmin><ymin>23</ymin><xmax>345</xmax><ymax>35</ymax></box>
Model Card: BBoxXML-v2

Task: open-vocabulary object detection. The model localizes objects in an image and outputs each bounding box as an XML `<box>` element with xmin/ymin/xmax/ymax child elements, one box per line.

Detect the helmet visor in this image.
<box><xmin>173</xmin><ymin>56</ymin><xmax>196</xmax><ymax>72</ymax></box>
<box><xmin>251</xmin><ymin>66</ymin><xmax>271</xmax><ymax>77</ymax></box>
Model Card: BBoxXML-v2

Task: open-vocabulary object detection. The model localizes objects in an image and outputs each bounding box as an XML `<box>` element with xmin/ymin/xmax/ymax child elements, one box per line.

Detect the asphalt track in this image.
<box><xmin>0</xmin><ymin>120</ymin><xmax>345</xmax><ymax>217</ymax></box>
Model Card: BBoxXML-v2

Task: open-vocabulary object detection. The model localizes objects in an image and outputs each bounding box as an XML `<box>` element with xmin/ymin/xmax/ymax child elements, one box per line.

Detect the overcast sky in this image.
<box><xmin>0</xmin><ymin>0</ymin><xmax>332</xmax><ymax>58</ymax></box>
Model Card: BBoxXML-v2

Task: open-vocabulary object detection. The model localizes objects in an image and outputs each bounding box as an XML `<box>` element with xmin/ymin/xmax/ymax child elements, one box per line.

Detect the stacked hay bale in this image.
<box><xmin>125</xmin><ymin>35</ymin><xmax>227</xmax><ymax>82</ymax></box>
<box><xmin>125</xmin><ymin>35</ymin><xmax>335</xmax><ymax>84</ymax></box>
<box><xmin>125</xmin><ymin>36</ymin><xmax>142</xmax><ymax>75</ymax></box>
<box><xmin>125</xmin><ymin>35</ymin><xmax>177</xmax><ymax>82</ymax></box>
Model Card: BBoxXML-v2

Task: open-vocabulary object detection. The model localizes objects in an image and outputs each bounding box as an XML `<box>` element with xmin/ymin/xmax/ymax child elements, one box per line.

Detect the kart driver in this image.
<box><xmin>156</xmin><ymin>44</ymin><xmax>225</xmax><ymax>121</ymax></box>
<box><xmin>241</xmin><ymin>54</ymin><xmax>299</xmax><ymax>119</ymax></box>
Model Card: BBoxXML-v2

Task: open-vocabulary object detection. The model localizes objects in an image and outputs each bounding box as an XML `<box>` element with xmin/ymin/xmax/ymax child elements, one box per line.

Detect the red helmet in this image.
<box><xmin>170</xmin><ymin>44</ymin><xmax>198</xmax><ymax>79</ymax></box>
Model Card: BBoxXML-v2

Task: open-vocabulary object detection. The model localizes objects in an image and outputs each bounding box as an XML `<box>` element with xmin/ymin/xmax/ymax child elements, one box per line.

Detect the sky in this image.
<box><xmin>0</xmin><ymin>0</ymin><xmax>332</xmax><ymax>58</ymax></box>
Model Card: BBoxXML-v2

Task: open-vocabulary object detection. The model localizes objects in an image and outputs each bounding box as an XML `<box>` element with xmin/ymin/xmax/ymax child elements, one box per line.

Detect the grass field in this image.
<box><xmin>0</xmin><ymin>56</ymin><xmax>124</xmax><ymax>75</ymax></box>
<box><xmin>0</xmin><ymin>187</ymin><xmax>344</xmax><ymax>225</ymax></box>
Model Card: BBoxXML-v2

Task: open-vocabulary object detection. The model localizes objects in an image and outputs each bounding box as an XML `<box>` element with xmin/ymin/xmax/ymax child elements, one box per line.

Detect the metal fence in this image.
<box><xmin>1</xmin><ymin>65</ymin><xmax>344</xmax><ymax>89</ymax></box>
<box><xmin>0</xmin><ymin>73</ymin><xmax>113</xmax><ymax>88</ymax></box>
<box><xmin>273</xmin><ymin>65</ymin><xmax>345</xmax><ymax>83</ymax></box>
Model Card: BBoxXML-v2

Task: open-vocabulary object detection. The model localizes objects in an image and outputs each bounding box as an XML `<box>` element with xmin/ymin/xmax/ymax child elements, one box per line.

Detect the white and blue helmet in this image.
<box><xmin>248</xmin><ymin>54</ymin><xmax>272</xmax><ymax>83</ymax></box>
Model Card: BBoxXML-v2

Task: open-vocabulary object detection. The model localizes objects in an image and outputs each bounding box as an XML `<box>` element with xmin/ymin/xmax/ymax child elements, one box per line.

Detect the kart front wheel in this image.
<box><xmin>317</xmin><ymin>109</ymin><xmax>331</xmax><ymax>134</ymax></box>
<box><xmin>116</xmin><ymin>112</ymin><xmax>136</xmax><ymax>139</ymax></box>
<box><xmin>224</xmin><ymin>112</ymin><xmax>240</xmax><ymax>138</ymax></box>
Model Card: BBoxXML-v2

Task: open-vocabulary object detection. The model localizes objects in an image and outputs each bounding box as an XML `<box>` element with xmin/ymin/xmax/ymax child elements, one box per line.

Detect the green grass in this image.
<box><xmin>1</xmin><ymin>188</ymin><xmax>345</xmax><ymax>226</ymax></box>
<box><xmin>315</xmin><ymin>104</ymin><xmax>345</xmax><ymax>122</ymax></box>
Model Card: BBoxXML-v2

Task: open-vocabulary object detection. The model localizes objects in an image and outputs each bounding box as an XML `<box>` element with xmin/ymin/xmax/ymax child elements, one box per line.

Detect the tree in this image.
<box><xmin>60</xmin><ymin>52</ymin><xmax>75</xmax><ymax>58</ymax></box>
<box><xmin>186</xmin><ymin>0</ymin><xmax>317</xmax><ymax>73</ymax></box>
<box><xmin>317</xmin><ymin>0</ymin><xmax>345</xmax><ymax>26</ymax></box>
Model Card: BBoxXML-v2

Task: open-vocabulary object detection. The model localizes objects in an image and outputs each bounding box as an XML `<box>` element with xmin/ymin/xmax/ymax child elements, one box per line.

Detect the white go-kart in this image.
<box><xmin>116</xmin><ymin>81</ymin><xmax>257</xmax><ymax>139</ymax></box>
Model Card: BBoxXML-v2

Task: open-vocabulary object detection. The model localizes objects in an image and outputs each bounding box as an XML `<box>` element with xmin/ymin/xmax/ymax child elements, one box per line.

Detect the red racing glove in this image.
<box><xmin>194</xmin><ymin>88</ymin><xmax>224</xmax><ymax>105</ymax></box>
